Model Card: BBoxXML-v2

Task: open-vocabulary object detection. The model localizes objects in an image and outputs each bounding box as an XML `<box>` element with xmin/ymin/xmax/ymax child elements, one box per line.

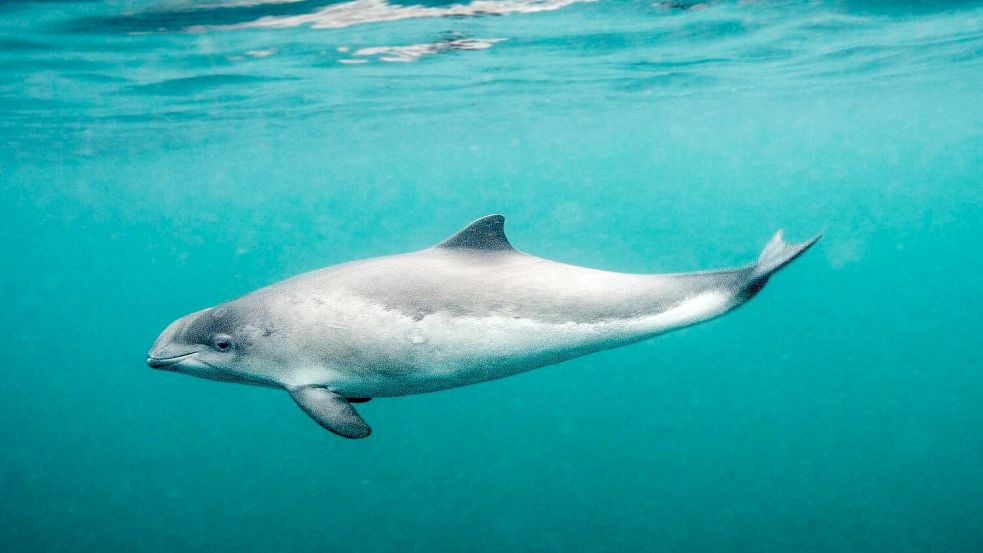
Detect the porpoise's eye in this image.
<box><xmin>211</xmin><ymin>334</ymin><xmax>234</xmax><ymax>352</ymax></box>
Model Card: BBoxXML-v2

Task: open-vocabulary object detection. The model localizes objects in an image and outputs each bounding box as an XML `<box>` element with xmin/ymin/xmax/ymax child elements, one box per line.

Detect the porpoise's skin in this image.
<box><xmin>148</xmin><ymin>215</ymin><xmax>820</xmax><ymax>438</ymax></box>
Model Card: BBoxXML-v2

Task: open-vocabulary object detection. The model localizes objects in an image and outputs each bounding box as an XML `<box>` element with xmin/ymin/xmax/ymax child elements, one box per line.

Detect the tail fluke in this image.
<box><xmin>751</xmin><ymin>230</ymin><xmax>823</xmax><ymax>281</ymax></box>
<box><xmin>743</xmin><ymin>230</ymin><xmax>822</xmax><ymax>296</ymax></box>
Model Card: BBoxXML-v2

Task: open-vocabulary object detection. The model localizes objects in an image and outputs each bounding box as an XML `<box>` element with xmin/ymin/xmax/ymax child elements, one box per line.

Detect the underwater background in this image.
<box><xmin>1</xmin><ymin>0</ymin><xmax>981</xmax><ymax>551</ymax></box>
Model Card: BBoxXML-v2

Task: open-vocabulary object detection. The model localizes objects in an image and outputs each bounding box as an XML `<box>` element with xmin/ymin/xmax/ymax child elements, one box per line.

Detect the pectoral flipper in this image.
<box><xmin>288</xmin><ymin>386</ymin><xmax>372</xmax><ymax>439</ymax></box>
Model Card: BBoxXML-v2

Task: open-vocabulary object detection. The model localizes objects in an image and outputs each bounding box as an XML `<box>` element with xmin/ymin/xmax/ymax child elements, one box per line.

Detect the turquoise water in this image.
<box><xmin>2</xmin><ymin>0</ymin><xmax>982</xmax><ymax>551</ymax></box>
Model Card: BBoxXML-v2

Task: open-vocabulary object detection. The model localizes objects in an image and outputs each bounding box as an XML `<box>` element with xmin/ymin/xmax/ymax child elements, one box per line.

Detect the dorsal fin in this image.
<box><xmin>436</xmin><ymin>214</ymin><xmax>515</xmax><ymax>252</ymax></box>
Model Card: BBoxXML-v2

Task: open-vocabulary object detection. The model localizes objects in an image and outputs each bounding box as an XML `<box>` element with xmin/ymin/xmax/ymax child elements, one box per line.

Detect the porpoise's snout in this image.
<box><xmin>146</xmin><ymin>352</ymin><xmax>196</xmax><ymax>369</ymax></box>
<box><xmin>147</xmin><ymin>311</ymin><xmax>205</xmax><ymax>370</ymax></box>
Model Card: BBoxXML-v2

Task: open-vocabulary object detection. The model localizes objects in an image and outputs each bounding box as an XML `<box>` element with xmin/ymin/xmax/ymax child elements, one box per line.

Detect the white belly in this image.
<box><xmin>305</xmin><ymin>290</ymin><xmax>734</xmax><ymax>397</ymax></box>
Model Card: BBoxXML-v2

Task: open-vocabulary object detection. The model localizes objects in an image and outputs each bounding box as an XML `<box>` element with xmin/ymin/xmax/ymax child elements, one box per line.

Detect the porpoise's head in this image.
<box><xmin>147</xmin><ymin>301</ymin><xmax>279</xmax><ymax>385</ymax></box>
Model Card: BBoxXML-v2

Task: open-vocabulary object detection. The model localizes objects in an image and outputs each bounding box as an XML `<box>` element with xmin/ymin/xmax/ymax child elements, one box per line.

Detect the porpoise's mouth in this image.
<box><xmin>147</xmin><ymin>352</ymin><xmax>197</xmax><ymax>369</ymax></box>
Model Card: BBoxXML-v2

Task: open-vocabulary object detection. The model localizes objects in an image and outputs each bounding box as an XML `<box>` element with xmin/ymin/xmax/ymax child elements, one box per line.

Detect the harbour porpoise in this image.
<box><xmin>148</xmin><ymin>214</ymin><xmax>821</xmax><ymax>438</ymax></box>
